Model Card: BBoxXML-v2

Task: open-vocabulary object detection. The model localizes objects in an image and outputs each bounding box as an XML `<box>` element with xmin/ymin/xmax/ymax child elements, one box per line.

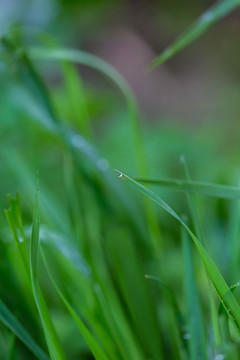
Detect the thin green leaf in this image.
<box><xmin>148</xmin><ymin>0</ymin><xmax>240</xmax><ymax>70</ymax></box>
<box><xmin>117</xmin><ymin>170</ymin><xmax>240</xmax><ymax>331</ymax></box>
<box><xmin>41</xmin><ymin>251</ymin><xmax>110</xmax><ymax>360</ymax></box>
<box><xmin>134</xmin><ymin>176</ymin><xmax>240</xmax><ymax>199</ymax></box>
<box><xmin>182</xmin><ymin>227</ymin><xmax>206</xmax><ymax>360</ymax></box>
<box><xmin>0</xmin><ymin>298</ymin><xmax>49</xmax><ymax>360</ymax></box>
<box><xmin>30</xmin><ymin>180</ymin><xmax>67</xmax><ymax>360</ymax></box>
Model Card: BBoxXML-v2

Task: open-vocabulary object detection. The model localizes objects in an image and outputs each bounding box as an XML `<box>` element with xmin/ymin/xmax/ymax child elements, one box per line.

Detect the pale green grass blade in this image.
<box><xmin>41</xmin><ymin>251</ymin><xmax>110</xmax><ymax>360</ymax></box>
<box><xmin>182</xmin><ymin>227</ymin><xmax>206</xmax><ymax>360</ymax></box>
<box><xmin>117</xmin><ymin>171</ymin><xmax>240</xmax><ymax>331</ymax></box>
<box><xmin>4</xmin><ymin>194</ymin><xmax>30</xmax><ymax>283</ymax></box>
<box><xmin>134</xmin><ymin>176</ymin><xmax>240</xmax><ymax>199</ymax></box>
<box><xmin>30</xmin><ymin>182</ymin><xmax>67</xmax><ymax>360</ymax></box>
<box><xmin>60</xmin><ymin>61</ymin><xmax>91</xmax><ymax>138</ymax></box>
<box><xmin>0</xmin><ymin>298</ymin><xmax>49</xmax><ymax>360</ymax></box>
<box><xmin>181</xmin><ymin>157</ymin><xmax>221</xmax><ymax>347</ymax></box>
<box><xmin>148</xmin><ymin>0</ymin><xmax>240</xmax><ymax>70</ymax></box>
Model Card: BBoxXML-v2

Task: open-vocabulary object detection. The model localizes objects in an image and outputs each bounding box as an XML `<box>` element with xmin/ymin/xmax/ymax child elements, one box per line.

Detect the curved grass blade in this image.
<box><xmin>0</xmin><ymin>298</ymin><xmax>49</xmax><ymax>360</ymax></box>
<box><xmin>41</xmin><ymin>251</ymin><xmax>110</xmax><ymax>360</ymax></box>
<box><xmin>30</xmin><ymin>181</ymin><xmax>67</xmax><ymax>360</ymax></box>
<box><xmin>117</xmin><ymin>170</ymin><xmax>240</xmax><ymax>331</ymax></box>
<box><xmin>148</xmin><ymin>0</ymin><xmax>240</xmax><ymax>70</ymax></box>
<box><xmin>134</xmin><ymin>176</ymin><xmax>240</xmax><ymax>199</ymax></box>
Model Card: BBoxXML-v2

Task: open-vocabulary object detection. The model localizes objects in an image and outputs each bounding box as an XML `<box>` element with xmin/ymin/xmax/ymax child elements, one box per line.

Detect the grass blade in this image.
<box><xmin>30</xmin><ymin>180</ymin><xmax>67</xmax><ymax>360</ymax></box>
<box><xmin>134</xmin><ymin>176</ymin><xmax>240</xmax><ymax>199</ymax></box>
<box><xmin>41</xmin><ymin>251</ymin><xmax>110</xmax><ymax>360</ymax></box>
<box><xmin>117</xmin><ymin>170</ymin><xmax>240</xmax><ymax>331</ymax></box>
<box><xmin>148</xmin><ymin>0</ymin><xmax>240</xmax><ymax>70</ymax></box>
<box><xmin>182</xmin><ymin>227</ymin><xmax>206</xmax><ymax>360</ymax></box>
<box><xmin>0</xmin><ymin>298</ymin><xmax>49</xmax><ymax>360</ymax></box>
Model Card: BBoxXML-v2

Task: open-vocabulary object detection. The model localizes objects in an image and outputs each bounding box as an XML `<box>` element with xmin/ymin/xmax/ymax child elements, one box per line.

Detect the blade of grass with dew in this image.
<box><xmin>1</xmin><ymin>37</ymin><xmax>156</xmax><ymax>256</ymax></box>
<box><xmin>180</xmin><ymin>156</ymin><xmax>221</xmax><ymax>348</ymax></box>
<box><xmin>40</xmin><ymin>250</ymin><xmax>110</xmax><ymax>360</ymax></box>
<box><xmin>27</xmin><ymin>45</ymin><xmax>162</xmax><ymax>252</ymax></box>
<box><xmin>134</xmin><ymin>176</ymin><xmax>240</xmax><ymax>199</ymax></box>
<box><xmin>117</xmin><ymin>170</ymin><xmax>240</xmax><ymax>331</ymax></box>
<box><xmin>4</xmin><ymin>194</ymin><xmax>29</xmax><ymax>283</ymax></box>
<box><xmin>181</xmin><ymin>226</ymin><xmax>206</xmax><ymax>360</ymax></box>
<box><xmin>0</xmin><ymin>298</ymin><xmax>49</xmax><ymax>360</ymax></box>
<box><xmin>30</xmin><ymin>180</ymin><xmax>67</xmax><ymax>360</ymax></box>
<box><xmin>148</xmin><ymin>0</ymin><xmax>240</xmax><ymax>70</ymax></box>
<box><xmin>1</xmin><ymin>41</ymin><xmax>148</xmax><ymax>248</ymax></box>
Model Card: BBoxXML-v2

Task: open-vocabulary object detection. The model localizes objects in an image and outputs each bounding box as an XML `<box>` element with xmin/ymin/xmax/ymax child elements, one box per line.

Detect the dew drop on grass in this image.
<box><xmin>71</xmin><ymin>134</ymin><xmax>85</xmax><ymax>149</ymax></box>
<box><xmin>97</xmin><ymin>158</ymin><xmax>109</xmax><ymax>171</ymax></box>
<box><xmin>18</xmin><ymin>236</ymin><xmax>24</xmax><ymax>243</ymax></box>
<box><xmin>116</xmin><ymin>171</ymin><xmax>123</xmax><ymax>178</ymax></box>
<box><xmin>215</xmin><ymin>354</ymin><xmax>224</xmax><ymax>360</ymax></box>
<box><xmin>183</xmin><ymin>333</ymin><xmax>191</xmax><ymax>340</ymax></box>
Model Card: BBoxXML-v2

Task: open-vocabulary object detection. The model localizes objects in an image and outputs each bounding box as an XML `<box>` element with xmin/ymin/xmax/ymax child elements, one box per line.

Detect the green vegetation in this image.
<box><xmin>1</xmin><ymin>1</ymin><xmax>240</xmax><ymax>359</ymax></box>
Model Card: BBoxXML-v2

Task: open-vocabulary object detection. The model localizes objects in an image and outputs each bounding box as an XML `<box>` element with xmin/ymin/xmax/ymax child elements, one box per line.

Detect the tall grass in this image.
<box><xmin>1</xmin><ymin>1</ymin><xmax>240</xmax><ymax>359</ymax></box>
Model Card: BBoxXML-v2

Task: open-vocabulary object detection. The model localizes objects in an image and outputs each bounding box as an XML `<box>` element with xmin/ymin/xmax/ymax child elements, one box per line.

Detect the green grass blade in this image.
<box><xmin>0</xmin><ymin>298</ymin><xmax>49</xmax><ymax>360</ymax></box>
<box><xmin>30</xmin><ymin>181</ymin><xmax>67</xmax><ymax>360</ymax></box>
<box><xmin>41</xmin><ymin>251</ymin><xmax>110</xmax><ymax>360</ymax></box>
<box><xmin>182</xmin><ymin>227</ymin><xmax>206</xmax><ymax>360</ymax></box>
<box><xmin>148</xmin><ymin>0</ymin><xmax>240</xmax><ymax>70</ymax></box>
<box><xmin>117</xmin><ymin>170</ymin><xmax>240</xmax><ymax>331</ymax></box>
<box><xmin>4</xmin><ymin>194</ymin><xmax>30</xmax><ymax>282</ymax></box>
<box><xmin>134</xmin><ymin>176</ymin><xmax>240</xmax><ymax>199</ymax></box>
<box><xmin>181</xmin><ymin>156</ymin><xmax>221</xmax><ymax>347</ymax></box>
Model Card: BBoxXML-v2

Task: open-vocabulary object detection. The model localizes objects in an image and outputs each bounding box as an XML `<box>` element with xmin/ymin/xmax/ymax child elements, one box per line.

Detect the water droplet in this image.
<box><xmin>71</xmin><ymin>134</ymin><xmax>85</xmax><ymax>149</ymax></box>
<box><xmin>97</xmin><ymin>158</ymin><xmax>109</xmax><ymax>171</ymax></box>
<box><xmin>116</xmin><ymin>171</ymin><xmax>123</xmax><ymax>178</ymax></box>
<box><xmin>180</xmin><ymin>155</ymin><xmax>185</xmax><ymax>164</ymax></box>
<box><xmin>183</xmin><ymin>333</ymin><xmax>191</xmax><ymax>340</ymax></box>
<box><xmin>18</xmin><ymin>237</ymin><xmax>24</xmax><ymax>243</ymax></box>
<box><xmin>201</xmin><ymin>11</ymin><xmax>213</xmax><ymax>23</ymax></box>
<box><xmin>227</xmin><ymin>308</ymin><xmax>230</xmax><ymax>312</ymax></box>
<box><xmin>215</xmin><ymin>354</ymin><xmax>224</xmax><ymax>360</ymax></box>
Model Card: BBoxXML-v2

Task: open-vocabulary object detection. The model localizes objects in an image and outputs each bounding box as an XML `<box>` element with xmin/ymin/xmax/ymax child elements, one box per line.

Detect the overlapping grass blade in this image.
<box><xmin>4</xmin><ymin>194</ymin><xmax>29</xmax><ymax>281</ymax></box>
<box><xmin>181</xmin><ymin>227</ymin><xmax>206</xmax><ymax>360</ymax></box>
<box><xmin>30</xmin><ymin>182</ymin><xmax>67</xmax><ymax>360</ymax></box>
<box><xmin>41</xmin><ymin>251</ymin><xmax>110</xmax><ymax>360</ymax></box>
<box><xmin>148</xmin><ymin>0</ymin><xmax>240</xmax><ymax>70</ymax></box>
<box><xmin>0</xmin><ymin>298</ymin><xmax>49</xmax><ymax>360</ymax></box>
<box><xmin>134</xmin><ymin>176</ymin><xmax>240</xmax><ymax>199</ymax></box>
<box><xmin>117</xmin><ymin>171</ymin><xmax>240</xmax><ymax>331</ymax></box>
<box><xmin>180</xmin><ymin>157</ymin><xmax>221</xmax><ymax>347</ymax></box>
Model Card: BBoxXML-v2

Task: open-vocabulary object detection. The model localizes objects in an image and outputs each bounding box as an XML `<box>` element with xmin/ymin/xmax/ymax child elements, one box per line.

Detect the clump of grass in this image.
<box><xmin>1</xmin><ymin>1</ymin><xmax>240</xmax><ymax>359</ymax></box>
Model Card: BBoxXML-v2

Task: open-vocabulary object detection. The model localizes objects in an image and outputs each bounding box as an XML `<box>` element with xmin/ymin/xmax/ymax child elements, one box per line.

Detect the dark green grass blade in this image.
<box><xmin>41</xmin><ymin>251</ymin><xmax>110</xmax><ymax>360</ymax></box>
<box><xmin>134</xmin><ymin>176</ymin><xmax>240</xmax><ymax>199</ymax></box>
<box><xmin>117</xmin><ymin>171</ymin><xmax>240</xmax><ymax>331</ymax></box>
<box><xmin>148</xmin><ymin>0</ymin><xmax>240</xmax><ymax>70</ymax></box>
<box><xmin>30</xmin><ymin>181</ymin><xmax>67</xmax><ymax>360</ymax></box>
<box><xmin>0</xmin><ymin>298</ymin><xmax>49</xmax><ymax>360</ymax></box>
<box><xmin>145</xmin><ymin>274</ymin><xmax>187</xmax><ymax>358</ymax></box>
<box><xmin>182</xmin><ymin>227</ymin><xmax>206</xmax><ymax>360</ymax></box>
